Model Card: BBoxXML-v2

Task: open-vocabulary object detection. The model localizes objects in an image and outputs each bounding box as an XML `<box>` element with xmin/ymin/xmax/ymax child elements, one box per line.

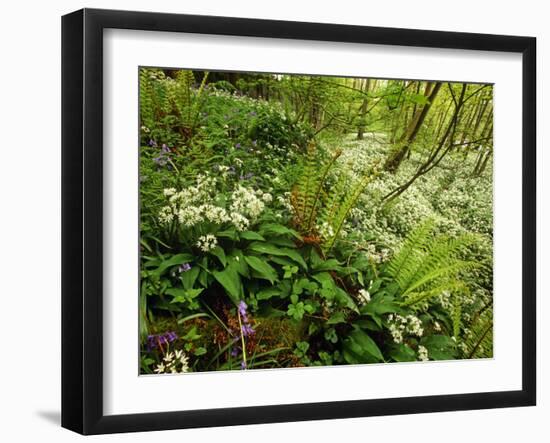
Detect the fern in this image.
<box><xmin>139</xmin><ymin>68</ymin><xmax>155</xmax><ymax>129</ymax></box>
<box><xmin>290</xmin><ymin>144</ymin><xmax>375</xmax><ymax>251</ymax></box>
<box><xmin>322</xmin><ymin>172</ymin><xmax>374</xmax><ymax>253</ymax></box>
<box><xmin>385</xmin><ymin>221</ymin><xmax>480</xmax><ymax>308</ymax></box>
<box><xmin>291</xmin><ymin>144</ymin><xmax>324</xmax><ymax>233</ymax></box>
<box><xmin>461</xmin><ymin>308</ymin><xmax>493</xmax><ymax>359</ymax></box>
<box><xmin>175</xmin><ymin>69</ymin><xmax>195</xmax><ymax>127</ymax></box>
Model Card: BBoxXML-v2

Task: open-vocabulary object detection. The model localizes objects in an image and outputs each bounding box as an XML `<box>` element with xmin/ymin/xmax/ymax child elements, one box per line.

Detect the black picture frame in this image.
<box><xmin>62</xmin><ymin>8</ymin><xmax>536</xmax><ymax>435</ymax></box>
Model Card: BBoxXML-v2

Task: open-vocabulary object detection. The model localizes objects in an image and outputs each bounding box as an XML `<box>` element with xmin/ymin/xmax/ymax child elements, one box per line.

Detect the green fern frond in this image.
<box><xmin>461</xmin><ymin>308</ymin><xmax>493</xmax><ymax>359</ymax></box>
<box><xmin>323</xmin><ymin>171</ymin><xmax>375</xmax><ymax>253</ymax></box>
<box><xmin>386</xmin><ymin>221</ymin><xmax>479</xmax><ymax>309</ymax></box>
<box><xmin>139</xmin><ymin>68</ymin><xmax>155</xmax><ymax>128</ymax></box>
<box><xmin>386</xmin><ymin>220</ymin><xmax>434</xmax><ymax>281</ymax></box>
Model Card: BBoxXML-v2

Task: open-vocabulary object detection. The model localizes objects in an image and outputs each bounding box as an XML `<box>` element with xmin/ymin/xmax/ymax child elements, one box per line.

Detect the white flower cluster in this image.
<box><xmin>357</xmin><ymin>288</ymin><xmax>371</xmax><ymax>305</ymax></box>
<box><xmin>196</xmin><ymin>234</ymin><xmax>218</xmax><ymax>252</ymax></box>
<box><xmin>158</xmin><ymin>177</ymin><xmax>272</xmax><ymax>233</ymax></box>
<box><xmin>154</xmin><ymin>349</ymin><xmax>190</xmax><ymax>374</ymax></box>
<box><xmin>276</xmin><ymin>192</ymin><xmax>294</xmax><ymax>214</ymax></box>
<box><xmin>317</xmin><ymin>222</ymin><xmax>335</xmax><ymax>240</ymax></box>
<box><xmin>387</xmin><ymin>314</ymin><xmax>424</xmax><ymax>344</ymax></box>
<box><xmin>230</xmin><ymin>185</ymin><xmax>272</xmax><ymax>220</ymax></box>
<box><xmin>417</xmin><ymin>345</ymin><xmax>429</xmax><ymax>362</ymax></box>
<box><xmin>437</xmin><ymin>290</ymin><xmax>452</xmax><ymax>310</ymax></box>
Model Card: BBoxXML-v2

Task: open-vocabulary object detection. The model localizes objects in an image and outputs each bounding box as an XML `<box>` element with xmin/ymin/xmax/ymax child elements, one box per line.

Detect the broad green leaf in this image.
<box><xmin>212</xmin><ymin>266</ymin><xmax>242</xmax><ymax>304</ymax></box>
<box><xmin>420</xmin><ymin>335</ymin><xmax>457</xmax><ymax>360</ymax></box>
<box><xmin>166</xmin><ymin>287</ymin><xmax>203</xmax><ymax>304</ymax></box>
<box><xmin>247</xmin><ymin>242</ymin><xmax>307</xmax><ymax>269</ymax></box>
<box><xmin>259</xmin><ymin>223</ymin><xmax>301</xmax><ymax>239</ymax></box>
<box><xmin>361</xmin><ymin>294</ymin><xmax>400</xmax><ymax>316</ymax></box>
<box><xmin>239</xmin><ymin>231</ymin><xmax>265</xmax><ymax>241</ymax></box>
<box><xmin>216</xmin><ymin>227</ymin><xmax>238</xmax><ymax>240</ymax></box>
<box><xmin>209</xmin><ymin>246</ymin><xmax>227</xmax><ymax>267</ymax></box>
<box><xmin>312</xmin><ymin>258</ymin><xmax>342</xmax><ymax>272</ymax></box>
<box><xmin>388</xmin><ymin>343</ymin><xmax>417</xmax><ymax>362</ymax></box>
<box><xmin>327</xmin><ymin>311</ymin><xmax>346</xmax><ymax>325</ymax></box>
<box><xmin>244</xmin><ymin>256</ymin><xmax>278</xmax><ymax>283</ymax></box>
<box><xmin>152</xmin><ymin>254</ymin><xmax>194</xmax><ymax>276</ymax></box>
<box><xmin>180</xmin><ymin>266</ymin><xmax>200</xmax><ymax>290</ymax></box>
<box><xmin>343</xmin><ymin>327</ymin><xmax>384</xmax><ymax>363</ymax></box>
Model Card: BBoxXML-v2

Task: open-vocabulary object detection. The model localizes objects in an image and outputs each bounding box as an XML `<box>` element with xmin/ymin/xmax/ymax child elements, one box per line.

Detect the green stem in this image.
<box><xmin>237</xmin><ymin>309</ymin><xmax>247</xmax><ymax>369</ymax></box>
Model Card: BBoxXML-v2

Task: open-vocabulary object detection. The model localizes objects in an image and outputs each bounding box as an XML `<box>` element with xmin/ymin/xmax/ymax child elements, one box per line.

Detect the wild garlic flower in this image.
<box><xmin>317</xmin><ymin>222</ymin><xmax>335</xmax><ymax>240</ymax></box>
<box><xmin>196</xmin><ymin>234</ymin><xmax>218</xmax><ymax>252</ymax></box>
<box><xmin>158</xmin><ymin>179</ymin><xmax>270</xmax><ymax>233</ymax></box>
<box><xmin>230</xmin><ymin>186</ymin><xmax>269</xmax><ymax>220</ymax></box>
<box><xmin>357</xmin><ymin>289</ymin><xmax>371</xmax><ymax>305</ymax></box>
<box><xmin>417</xmin><ymin>345</ymin><xmax>429</xmax><ymax>362</ymax></box>
<box><xmin>154</xmin><ymin>350</ymin><xmax>190</xmax><ymax>374</ymax></box>
<box><xmin>387</xmin><ymin>314</ymin><xmax>424</xmax><ymax>344</ymax></box>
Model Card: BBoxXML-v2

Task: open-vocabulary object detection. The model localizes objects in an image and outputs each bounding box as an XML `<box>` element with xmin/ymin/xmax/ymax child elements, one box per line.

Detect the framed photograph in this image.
<box><xmin>62</xmin><ymin>8</ymin><xmax>536</xmax><ymax>435</ymax></box>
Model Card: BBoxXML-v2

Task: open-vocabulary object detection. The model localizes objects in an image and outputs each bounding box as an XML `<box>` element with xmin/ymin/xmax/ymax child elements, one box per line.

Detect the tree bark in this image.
<box><xmin>384</xmin><ymin>81</ymin><xmax>442</xmax><ymax>173</ymax></box>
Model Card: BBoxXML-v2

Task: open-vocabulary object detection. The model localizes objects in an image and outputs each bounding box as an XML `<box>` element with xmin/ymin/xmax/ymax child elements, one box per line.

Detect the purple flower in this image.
<box><xmin>161</xmin><ymin>144</ymin><xmax>170</xmax><ymax>153</ymax></box>
<box><xmin>241</xmin><ymin>324</ymin><xmax>255</xmax><ymax>337</ymax></box>
<box><xmin>235</xmin><ymin>143</ymin><xmax>241</xmax><ymax>149</ymax></box>
<box><xmin>239</xmin><ymin>172</ymin><xmax>254</xmax><ymax>181</ymax></box>
<box><xmin>148</xmin><ymin>139</ymin><xmax>157</xmax><ymax>147</ymax></box>
<box><xmin>249</xmin><ymin>111</ymin><xmax>257</xmax><ymax>117</ymax></box>
<box><xmin>240</xmin><ymin>361</ymin><xmax>247</xmax><ymax>370</ymax></box>
<box><xmin>252</xmin><ymin>140</ymin><xmax>257</xmax><ymax>146</ymax></box>
<box><xmin>178</xmin><ymin>263</ymin><xmax>192</xmax><ymax>273</ymax></box>
<box><xmin>238</xmin><ymin>300</ymin><xmax>248</xmax><ymax>318</ymax></box>
<box><xmin>146</xmin><ymin>331</ymin><xmax>178</xmax><ymax>351</ymax></box>
<box><xmin>153</xmin><ymin>156</ymin><xmax>168</xmax><ymax>166</ymax></box>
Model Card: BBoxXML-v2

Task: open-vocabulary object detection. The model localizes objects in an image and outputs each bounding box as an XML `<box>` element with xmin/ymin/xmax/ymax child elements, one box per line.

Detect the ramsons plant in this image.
<box><xmin>138</xmin><ymin>68</ymin><xmax>494</xmax><ymax>374</ymax></box>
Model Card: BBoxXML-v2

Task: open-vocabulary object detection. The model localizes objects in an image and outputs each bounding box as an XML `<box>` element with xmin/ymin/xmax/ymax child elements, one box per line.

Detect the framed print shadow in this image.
<box><xmin>61</xmin><ymin>8</ymin><xmax>536</xmax><ymax>435</ymax></box>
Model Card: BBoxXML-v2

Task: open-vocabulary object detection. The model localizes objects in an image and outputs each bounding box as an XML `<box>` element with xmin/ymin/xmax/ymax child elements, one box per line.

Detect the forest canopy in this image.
<box><xmin>139</xmin><ymin>68</ymin><xmax>493</xmax><ymax>374</ymax></box>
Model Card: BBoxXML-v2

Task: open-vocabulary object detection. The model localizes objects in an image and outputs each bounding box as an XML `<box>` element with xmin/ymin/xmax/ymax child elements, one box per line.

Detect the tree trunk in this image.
<box><xmin>384</xmin><ymin>81</ymin><xmax>442</xmax><ymax>173</ymax></box>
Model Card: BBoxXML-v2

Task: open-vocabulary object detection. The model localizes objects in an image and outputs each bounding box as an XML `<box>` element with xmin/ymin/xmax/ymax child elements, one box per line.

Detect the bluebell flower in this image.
<box><xmin>178</xmin><ymin>263</ymin><xmax>192</xmax><ymax>273</ymax></box>
<box><xmin>146</xmin><ymin>331</ymin><xmax>178</xmax><ymax>351</ymax></box>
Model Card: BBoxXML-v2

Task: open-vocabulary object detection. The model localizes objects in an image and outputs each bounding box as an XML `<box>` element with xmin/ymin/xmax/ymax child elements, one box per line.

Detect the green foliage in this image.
<box><xmin>290</xmin><ymin>144</ymin><xmax>377</xmax><ymax>252</ymax></box>
<box><xmin>138</xmin><ymin>68</ymin><xmax>493</xmax><ymax>374</ymax></box>
<box><xmin>460</xmin><ymin>308</ymin><xmax>493</xmax><ymax>359</ymax></box>
<box><xmin>384</xmin><ymin>220</ymin><xmax>479</xmax><ymax>307</ymax></box>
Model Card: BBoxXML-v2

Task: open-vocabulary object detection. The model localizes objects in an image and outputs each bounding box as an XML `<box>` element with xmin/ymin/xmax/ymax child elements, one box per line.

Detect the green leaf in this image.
<box><xmin>388</xmin><ymin>343</ymin><xmax>417</xmax><ymax>362</ymax></box>
<box><xmin>312</xmin><ymin>272</ymin><xmax>335</xmax><ymax>289</ymax></box>
<box><xmin>216</xmin><ymin>227</ymin><xmax>238</xmax><ymax>240</ymax></box>
<box><xmin>209</xmin><ymin>246</ymin><xmax>227</xmax><ymax>267</ymax></box>
<box><xmin>259</xmin><ymin>223</ymin><xmax>301</xmax><ymax>239</ymax></box>
<box><xmin>334</xmin><ymin>287</ymin><xmax>359</xmax><ymax>312</ymax></box>
<box><xmin>180</xmin><ymin>266</ymin><xmax>200</xmax><ymax>290</ymax></box>
<box><xmin>152</xmin><ymin>254</ymin><xmax>194</xmax><ymax>276</ymax></box>
<box><xmin>327</xmin><ymin>311</ymin><xmax>346</xmax><ymax>325</ymax></box>
<box><xmin>343</xmin><ymin>327</ymin><xmax>384</xmax><ymax>363</ymax></box>
<box><xmin>239</xmin><ymin>231</ymin><xmax>265</xmax><ymax>241</ymax></box>
<box><xmin>198</xmin><ymin>268</ymin><xmax>209</xmax><ymax>287</ymax></box>
<box><xmin>244</xmin><ymin>256</ymin><xmax>278</xmax><ymax>283</ymax></box>
<box><xmin>194</xmin><ymin>347</ymin><xmax>207</xmax><ymax>356</ymax></box>
<box><xmin>166</xmin><ymin>288</ymin><xmax>203</xmax><ymax>304</ymax></box>
<box><xmin>420</xmin><ymin>335</ymin><xmax>457</xmax><ymax>360</ymax></box>
<box><xmin>212</xmin><ymin>265</ymin><xmax>242</xmax><ymax>304</ymax></box>
<box><xmin>247</xmin><ymin>242</ymin><xmax>307</xmax><ymax>269</ymax></box>
<box><xmin>312</xmin><ymin>258</ymin><xmax>342</xmax><ymax>272</ymax></box>
<box><xmin>256</xmin><ymin>280</ymin><xmax>291</xmax><ymax>300</ymax></box>
<box><xmin>361</xmin><ymin>294</ymin><xmax>400</xmax><ymax>316</ymax></box>
<box><xmin>229</xmin><ymin>251</ymin><xmax>249</xmax><ymax>277</ymax></box>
